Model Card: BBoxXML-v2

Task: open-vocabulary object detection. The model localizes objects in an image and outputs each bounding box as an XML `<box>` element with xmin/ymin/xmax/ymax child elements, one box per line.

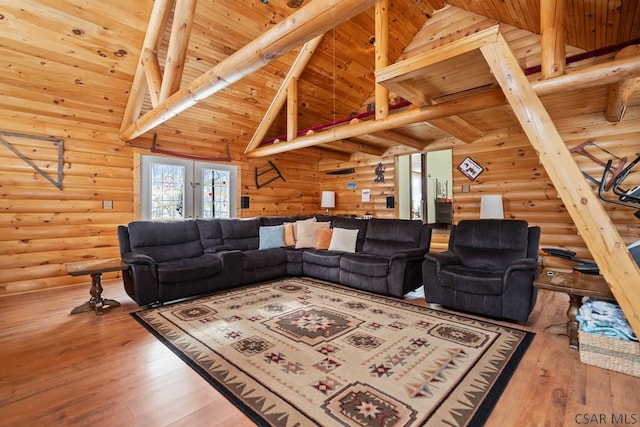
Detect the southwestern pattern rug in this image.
<box><xmin>132</xmin><ymin>277</ymin><xmax>534</xmax><ymax>426</ymax></box>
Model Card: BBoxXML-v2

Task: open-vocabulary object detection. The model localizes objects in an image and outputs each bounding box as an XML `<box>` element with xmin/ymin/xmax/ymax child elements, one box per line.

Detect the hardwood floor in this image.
<box><xmin>1</xmin><ymin>279</ymin><xmax>638</xmax><ymax>426</ymax></box>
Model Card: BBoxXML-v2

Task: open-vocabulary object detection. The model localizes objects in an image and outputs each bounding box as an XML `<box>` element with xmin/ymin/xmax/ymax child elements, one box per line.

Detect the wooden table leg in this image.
<box><xmin>70</xmin><ymin>272</ymin><xmax>121</xmax><ymax>315</ymax></box>
<box><xmin>543</xmin><ymin>292</ymin><xmax>582</xmax><ymax>350</ymax></box>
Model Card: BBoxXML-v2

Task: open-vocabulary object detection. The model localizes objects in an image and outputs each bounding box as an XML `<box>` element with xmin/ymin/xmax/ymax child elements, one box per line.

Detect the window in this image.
<box><xmin>140</xmin><ymin>155</ymin><xmax>237</xmax><ymax>220</ymax></box>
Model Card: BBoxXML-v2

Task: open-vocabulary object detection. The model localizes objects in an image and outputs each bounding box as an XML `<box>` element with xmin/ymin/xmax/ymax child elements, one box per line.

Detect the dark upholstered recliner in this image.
<box><xmin>422</xmin><ymin>219</ymin><xmax>540</xmax><ymax>322</ymax></box>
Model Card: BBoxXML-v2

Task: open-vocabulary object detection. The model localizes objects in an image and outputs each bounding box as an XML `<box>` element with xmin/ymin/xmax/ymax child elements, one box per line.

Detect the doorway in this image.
<box><xmin>140</xmin><ymin>154</ymin><xmax>238</xmax><ymax>220</ymax></box>
<box><xmin>397</xmin><ymin>149</ymin><xmax>452</xmax><ymax>227</ymax></box>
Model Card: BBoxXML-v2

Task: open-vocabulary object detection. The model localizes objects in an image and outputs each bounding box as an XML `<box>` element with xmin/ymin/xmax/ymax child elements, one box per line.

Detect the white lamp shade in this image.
<box><xmin>321</xmin><ymin>191</ymin><xmax>336</xmax><ymax>208</ymax></box>
<box><xmin>480</xmin><ymin>195</ymin><xmax>504</xmax><ymax>219</ymax></box>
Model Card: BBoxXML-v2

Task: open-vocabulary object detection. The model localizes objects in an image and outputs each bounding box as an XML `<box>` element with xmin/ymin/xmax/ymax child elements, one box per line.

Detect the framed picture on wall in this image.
<box><xmin>457</xmin><ymin>156</ymin><xmax>483</xmax><ymax>181</ymax></box>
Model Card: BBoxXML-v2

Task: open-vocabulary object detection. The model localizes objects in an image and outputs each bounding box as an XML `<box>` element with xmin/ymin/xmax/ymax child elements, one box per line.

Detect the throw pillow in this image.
<box><xmin>315</xmin><ymin>228</ymin><xmax>333</xmax><ymax>249</ymax></box>
<box><xmin>295</xmin><ymin>221</ymin><xmax>330</xmax><ymax>249</ymax></box>
<box><xmin>328</xmin><ymin>227</ymin><xmax>359</xmax><ymax>253</ymax></box>
<box><xmin>283</xmin><ymin>222</ymin><xmax>296</xmax><ymax>247</ymax></box>
<box><xmin>258</xmin><ymin>225</ymin><xmax>285</xmax><ymax>250</ymax></box>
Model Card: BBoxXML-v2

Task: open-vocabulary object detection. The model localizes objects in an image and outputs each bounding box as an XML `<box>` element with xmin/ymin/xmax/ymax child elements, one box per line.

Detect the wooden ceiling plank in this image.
<box><xmin>159</xmin><ymin>0</ymin><xmax>197</xmax><ymax>102</ymax></box>
<box><xmin>326</xmin><ymin>140</ymin><xmax>387</xmax><ymax>156</ymax></box>
<box><xmin>245</xmin><ymin>34</ymin><xmax>325</xmax><ymax>153</ymax></box>
<box><xmin>119</xmin><ymin>0</ymin><xmax>174</xmax><ymax>135</ymax></box>
<box><xmin>376</xmin><ymin>25</ymin><xmax>500</xmax><ymax>86</ymax></box>
<box><xmin>372</xmin><ymin>130</ymin><xmax>429</xmax><ymax>150</ymax></box>
<box><xmin>605</xmin><ymin>45</ymin><xmax>640</xmax><ymax>122</ymax></box>
<box><xmin>120</xmin><ymin>0</ymin><xmax>380</xmax><ymax>141</ymax></box>
<box><xmin>481</xmin><ymin>32</ymin><xmax>640</xmax><ymax>339</ymax></box>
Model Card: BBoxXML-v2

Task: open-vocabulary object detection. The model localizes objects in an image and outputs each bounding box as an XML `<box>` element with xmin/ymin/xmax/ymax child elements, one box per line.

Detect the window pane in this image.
<box><xmin>202</xmin><ymin>168</ymin><xmax>230</xmax><ymax>218</ymax></box>
<box><xmin>150</xmin><ymin>163</ymin><xmax>185</xmax><ymax>219</ymax></box>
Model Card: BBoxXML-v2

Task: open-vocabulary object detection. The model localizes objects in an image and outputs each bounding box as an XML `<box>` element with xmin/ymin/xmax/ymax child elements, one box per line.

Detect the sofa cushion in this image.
<box><xmin>156</xmin><ymin>254</ymin><xmax>222</xmax><ymax>283</ymax></box>
<box><xmin>340</xmin><ymin>254</ymin><xmax>389</xmax><ymax>277</ymax></box>
<box><xmin>259</xmin><ymin>225</ymin><xmax>285</xmax><ymax>250</ymax></box>
<box><xmin>128</xmin><ymin>220</ymin><xmax>204</xmax><ymax>263</ymax></box>
<box><xmin>362</xmin><ymin>219</ymin><xmax>424</xmax><ymax>257</ymax></box>
<box><xmin>303</xmin><ymin>249</ymin><xmax>342</xmax><ymax>267</ymax></box>
<box><xmin>220</xmin><ymin>218</ymin><xmax>261</xmax><ymax>250</ymax></box>
<box><xmin>242</xmin><ymin>248</ymin><xmax>287</xmax><ymax>269</ymax></box>
<box><xmin>195</xmin><ymin>219</ymin><xmax>224</xmax><ymax>250</ymax></box>
<box><xmin>316</xmin><ymin>228</ymin><xmax>333</xmax><ymax>249</ymax></box>
<box><xmin>440</xmin><ymin>265</ymin><xmax>503</xmax><ymax>295</ymax></box>
<box><xmin>261</xmin><ymin>216</ymin><xmax>300</xmax><ymax>226</ymax></box>
<box><xmin>296</xmin><ymin>221</ymin><xmax>330</xmax><ymax>248</ymax></box>
<box><xmin>331</xmin><ymin>217</ymin><xmax>368</xmax><ymax>251</ymax></box>
<box><xmin>453</xmin><ymin>220</ymin><xmax>529</xmax><ymax>270</ymax></box>
<box><xmin>328</xmin><ymin>227</ymin><xmax>358</xmax><ymax>253</ymax></box>
<box><xmin>283</xmin><ymin>223</ymin><xmax>296</xmax><ymax>246</ymax></box>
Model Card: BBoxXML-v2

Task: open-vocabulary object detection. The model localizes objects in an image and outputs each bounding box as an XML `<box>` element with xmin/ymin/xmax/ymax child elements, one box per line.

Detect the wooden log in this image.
<box><xmin>605</xmin><ymin>45</ymin><xmax>640</xmax><ymax>122</ymax></box>
<box><xmin>159</xmin><ymin>0</ymin><xmax>197</xmax><ymax>102</ymax></box>
<box><xmin>540</xmin><ymin>0</ymin><xmax>566</xmax><ymax>79</ymax></box>
<box><xmin>141</xmin><ymin>48</ymin><xmax>162</xmax><ymax>107</ymax></box>
<box><xmin>481</xmin><ymin>32</ymin><xmax>640</xmax><ymax>338</ymax></box>
<box><xmin>120</xmin><ymin>0</ymin><xmax>381</xmax><ymax>141</ymax></box>
<box><xmin>375</xmin><ymin>0</ymin><xmax>389</xmax><ymax>120</ymax></box>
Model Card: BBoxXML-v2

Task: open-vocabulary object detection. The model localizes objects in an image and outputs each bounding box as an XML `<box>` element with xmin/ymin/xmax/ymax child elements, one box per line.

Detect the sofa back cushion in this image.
<box><xmin>362</xmin><ymin>219</ymin><xmax>425</xmax><ymax>257</ymax></box>
<box><xmin>452</xmin><ymin>219</ymin><xmax>530</xmax><ymax>270</ymax></box>
<box><xmin>220</xmin><ymin>218</ymin><xmax>261</xmax><ymax>250</ymax></box>
<box><xmin>195</xmin><ymin>218</ymin><xmax>224</xmax><ymax>250</ymax></box>
<box><xmin>331</xmin><ymin>217</ymin><xmax>368</xmax><ymax>252</ymax></box>
<box><xmin>127</xmin><ymin>220</ymin><xmax>204</xmax><ymax>263</ymax></box>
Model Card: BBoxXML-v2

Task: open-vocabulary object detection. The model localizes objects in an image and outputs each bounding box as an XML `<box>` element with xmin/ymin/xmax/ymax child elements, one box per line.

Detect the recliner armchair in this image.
<box><xmin>422</xmin><ymin>219</ymin><xmax>541</xmax><ymax>322</ymax></box>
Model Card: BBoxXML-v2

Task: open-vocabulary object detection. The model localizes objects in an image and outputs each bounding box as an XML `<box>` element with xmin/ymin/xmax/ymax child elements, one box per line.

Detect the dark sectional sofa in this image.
<box><xmin>117</xmin><ymin>216</ymin><xmax>432</xmax><ymax>306</ymax></box>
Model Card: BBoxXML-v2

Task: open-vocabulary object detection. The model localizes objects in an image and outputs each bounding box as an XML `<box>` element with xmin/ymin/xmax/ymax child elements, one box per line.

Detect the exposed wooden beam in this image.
<box><xmin>325</xmin><ymin>139</ymin><xmax>387</xmax><ymax>156</ymax></box>
<box><xmin>120</xmin><ymin>0</ymin><xmax>174</xmax><ymax>134</ymax></box>
<box><xmin>541</xmin><ymin>0</ymin><xmax>566</xmax><ymax>79</ymax></box>
<box><xmin>374</xmin><ymin>0</ymin><xmax>389</xmax><ymax>120</ymax></box>
<box><xmin>158</xmin><ymin>0</ymin><xmax>197</xmax><ymax>102</ymax></box>
<box><xmin>376</xmin><ymin>25</ymin><xmax>499</xmax><ymax>86</ymax></box>
<box><xmin>120</xmin><ymin>0</ymin><xmax>379</xmax><ymax>141</ymax></box>
<box><xmin>371</xmin><ymin>130</ymin><xmax>429</xmax><ymax>150</ymax></box>
<box><xmin>481</xmin><ymin>33</ymin><xmax>640</xmax><ymax>338</ymax></box>
<box><xmin>605</xmin><ymin>45</ymin><xmax>640</xmax><ymax>122</ymax></box>
<box><xmin>245</xmin><ymin>89</ymin><xmax>506</xmax><ymax>158</ymax></box>
<box><xmin>141</xmin><ymin>48</ymin><xmax>162</xmax><ymax>107</ymax></box>
<box><xmin>247</xmin><ymin>53</ymin><xmax>640</xmax><ymax>158</ymax></box>
<box><xmin>245</xmin><ymin>34</ymin><xmax>325</xmax><ymax>153</ymax></box>
<box><xmin>287</xmin><ymin>78</ymin><xmax>298</xmax><ymax>141</ymax></box>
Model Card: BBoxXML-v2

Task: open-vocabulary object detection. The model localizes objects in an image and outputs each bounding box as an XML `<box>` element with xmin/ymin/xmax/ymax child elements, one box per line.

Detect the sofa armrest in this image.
<box><xmin>424</xmin><ymin>251</ymin><xmax>461</xmax><ymax>269</ymax></box>
<box><xmin>390</xmin><ymin>247</ymin><xmax>428</xmax><ymax>261</ymax></box>
<box><xmin>121</xmin><ymin>252</ymin><xmax>156</xmax><ymax>266</ymax></box>
<box><xmin>504</xmin><ymin>258</ymin><xmax>538</xmax><ymax>276</ymax></box>
<box><xmin>216</xmin><ymin>250</ymin><xmax>243</xmax><ymax>287</ymax></box>
<box><xmin>204</xmin><ymin>244</ymin><xmax>236</xmax><ymax>254</ymax></box>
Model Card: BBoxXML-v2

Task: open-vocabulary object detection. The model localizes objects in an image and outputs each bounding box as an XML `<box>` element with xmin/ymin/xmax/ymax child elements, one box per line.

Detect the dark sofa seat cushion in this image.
<box><xmin>340</xmin><ymin>254</ymin><xmax>389</xmax><ymax>277</ymax></box>
<box><xmin>440</xmin><ymin>266</ymin><xmax>503</xmax><ymax>295</ymax></box>
<box><xmin>157</xmin><ymin>254</ymin><xmax>222</xmax><ymax>283</ymax></box>
<box><xmin>303</xmin><ymin>249</ymin><xmax>342</xmax><ymax>267</ymax></box>
<box><xmin>128</xmin><ymin>220</ymin><xmax>204</xmax><ymax>262</ymax></box>
<box><xmin>242</xmin><ymin>248</ymin><xmax>287</xmax><ymax>269</ymax></box>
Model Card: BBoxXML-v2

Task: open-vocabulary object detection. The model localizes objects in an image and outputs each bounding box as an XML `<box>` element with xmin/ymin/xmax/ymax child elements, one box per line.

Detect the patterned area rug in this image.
<box><xmin>132</xmin><ymin>277</ymin><xmax>533</xmax><ymax>426</ymax></box>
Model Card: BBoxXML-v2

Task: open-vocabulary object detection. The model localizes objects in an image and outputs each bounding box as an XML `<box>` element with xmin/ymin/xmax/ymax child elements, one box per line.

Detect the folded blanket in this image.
<box><xmin>577</xmin><ymin>299</ymin><xmax>638</xmax><ymax>341</ymax></box>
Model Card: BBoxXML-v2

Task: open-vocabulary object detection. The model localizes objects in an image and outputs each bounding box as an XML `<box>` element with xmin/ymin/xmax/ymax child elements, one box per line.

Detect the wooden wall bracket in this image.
<box><xmin>0</xmin><ymin>130</ymin><xmax>64</xmax><ymax>190</ymax></box>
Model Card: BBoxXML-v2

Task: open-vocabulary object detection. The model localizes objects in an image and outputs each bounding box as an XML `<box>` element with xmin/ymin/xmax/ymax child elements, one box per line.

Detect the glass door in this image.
<box><xmin>141</xmin><ymin>155</ymin><xmax>237</xmax><ymax>220</ymax></box>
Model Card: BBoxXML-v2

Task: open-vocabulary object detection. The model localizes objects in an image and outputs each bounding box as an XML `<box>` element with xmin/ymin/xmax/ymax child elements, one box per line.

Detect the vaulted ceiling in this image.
<box><xmin>2</xmin><ymin>0</ymin><xmax>640</xmax><ymax>161</ymax></box>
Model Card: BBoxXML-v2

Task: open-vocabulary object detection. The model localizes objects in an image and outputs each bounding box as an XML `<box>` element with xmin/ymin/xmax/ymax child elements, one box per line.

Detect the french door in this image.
<box><xmin>140</xmin><ymin>155</ymin><xmax>237</xmax><ymax>220</ymax></box>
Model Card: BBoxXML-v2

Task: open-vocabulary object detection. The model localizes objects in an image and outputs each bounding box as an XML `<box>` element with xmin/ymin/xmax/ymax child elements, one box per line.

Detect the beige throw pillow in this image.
<box><xmin>295</xmin><ymin>221</ymin><xmax>330</xmax><ymax>248</ymax></box>
<box><xmin>328</xmin><ymin>227</ymin><xmax>359</xmax><ymax>253</ymax></box>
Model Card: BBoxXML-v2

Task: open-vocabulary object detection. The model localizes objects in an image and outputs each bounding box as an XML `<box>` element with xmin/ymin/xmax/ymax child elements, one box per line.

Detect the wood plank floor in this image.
<box><xmin>1</xmin><ymin>279</ymin><xmax>639</xmax><ymax>426</ymax></box>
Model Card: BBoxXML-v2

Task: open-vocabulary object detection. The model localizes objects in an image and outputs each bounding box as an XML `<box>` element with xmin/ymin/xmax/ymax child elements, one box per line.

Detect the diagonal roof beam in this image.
<box><xmin>481</xmin><ymin>32</ymin><xmax>640</xmax><ymax>339</ymax></box>
<box><xmin>245</xmin><ymin>34</ymin><xmax>325</xmax><ymax>153</ymax></box>
<box><xmin>120</xmin><ymin>0</ymin><xmax>380</xmax><ymax>141</ymax></box>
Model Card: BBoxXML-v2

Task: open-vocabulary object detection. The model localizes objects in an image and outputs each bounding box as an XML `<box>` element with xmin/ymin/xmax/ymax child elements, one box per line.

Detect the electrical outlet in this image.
<box><xmin>102</xmin><ymin>200</ymin><xmax>113</xmax><ymax>210</ymax></box>
<box><xmin>462</xmin><ymin>185</ymin><xmax>470</xmax><ymax>193</ymax></box>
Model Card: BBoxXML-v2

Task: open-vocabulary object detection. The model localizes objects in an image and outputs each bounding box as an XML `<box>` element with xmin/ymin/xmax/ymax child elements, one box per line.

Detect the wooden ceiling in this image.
<box><xmin>2</xmin><ymin>0</ymin><xmax>640</xmax><ymax>160</ymax></box>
